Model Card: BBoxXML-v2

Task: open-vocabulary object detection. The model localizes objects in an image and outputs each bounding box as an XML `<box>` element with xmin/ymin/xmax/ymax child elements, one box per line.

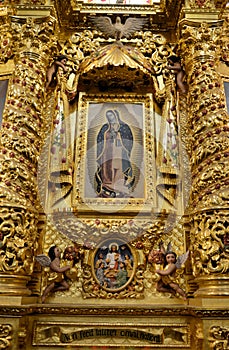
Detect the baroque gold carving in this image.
<box><xmin>42</xmin><ymin>215</ymin><xmax>188</xmax><ymax>300</ymax></box>
<box><xmin>0</xmin><ymin>16</ymin><xmax>57</xmax><ymax>208</ymax></box>
<box><xmin>0</xmin><ymin>14</ymin><xmax>13</xmax><ymax>64</ymax></box>
<box><xmin>191</xmin><ymin>210</ymin><xmax>229</xmax><ymax>277</ymax></box>
<box><xmin>0</xmin><ymin>15</ymin><xmax>59</xmax><ymax>297</ymax></box>
<box><xmin>41</xmin><ymin>31</ymin><xmax>185</xmax><ymax>219</ymax></box>
<box><xmin>178</xmin><ymin>20</ymin><xmax>229</xmax><ymax>212</ymax></box>
<box><xmin>177</xmin><ymin>18</ymin><xmax>229</xmax><ymax>297</ymax></box>
<box><xmin>0</xmin><ymin>207</ymin><xmax>38</xmax><ymax>275</ymax></box>
<box><xmin>49</xmin><ymin>213</ymin><xmax>183</xmax><ymax>247</ymax></box>
<box><xmin>209</xmin><ymin>325</ymin><xmax>229</xmax><ymax>349</ymax></box>
<box><xmin>0</xmin><ymin>324</ymin><xmax>13</xmax><ymax>349</ymax></box>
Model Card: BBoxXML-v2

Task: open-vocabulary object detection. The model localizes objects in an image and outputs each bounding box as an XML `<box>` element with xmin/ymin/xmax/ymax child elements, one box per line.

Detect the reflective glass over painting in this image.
<box><xmin>85</xmin><ymin>102</ymin><xmax>144</xmax><ymax>199</ymax></box>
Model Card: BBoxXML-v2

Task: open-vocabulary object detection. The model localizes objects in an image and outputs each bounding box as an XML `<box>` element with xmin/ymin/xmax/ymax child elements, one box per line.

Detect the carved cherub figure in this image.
<box><xmin>167</xmin><ymin>55</ymin><xmax>187</xmax><ymax>94</ymax></box>
<box><xmin>151</xmin><ymin>242</ymin><xmax>189</xmax><ymax>300</ymax></box>
<box><xmin>46</xmin><ymin>55</ymin><xmax>68</xmax><ymax>88</ymax></box>
<box><xmin>35</xmin><ymin>245</ymin><xmax>71</xmax><ymax>303</ymax></box>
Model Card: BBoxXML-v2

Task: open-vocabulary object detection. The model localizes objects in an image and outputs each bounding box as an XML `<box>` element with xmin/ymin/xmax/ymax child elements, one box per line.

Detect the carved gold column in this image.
<box><xmin>0</xmin><ymin>14</ymin><xmax>57</xmax><ymax>298</ymax></box>
<box><xmin>178</xmin><ymin>18</ymin><xmax>229</xmax><ymax>297</ymax></box>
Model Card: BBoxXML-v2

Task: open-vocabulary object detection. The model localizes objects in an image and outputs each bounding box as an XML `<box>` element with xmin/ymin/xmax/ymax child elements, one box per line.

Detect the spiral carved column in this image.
<box><xmin>178</xmin><ymin>19</ymin><xmax>229</xmax><ymax>297</ymax></box>
<box><xmin>0</xmin><ymin>15</ymin><xmax>57</xmax><ymax>297</ymax></box>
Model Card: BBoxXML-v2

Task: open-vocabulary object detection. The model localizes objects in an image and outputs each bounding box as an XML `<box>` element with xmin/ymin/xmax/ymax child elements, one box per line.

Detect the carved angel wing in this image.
<box><xmin>121</xmin><ymin>18</ymin><xmax>148</xmax><ymax>39</ymax></box>
<box><xmin>90</xmin><ymin>16</ymin><xmax>117</xmax><ymax>38</ymax></box>
<box><xmin>159</xmin><ymin>241</ymin><xmax>172</xmax><ymax>254</ymax></box>
<box><xmin>175</xmin><ymin>250</ymin><xmax>189</xmax><ymax>269</ymax></box>
<box><xmin>35</xmin><ymin>254</ymin><xmax>51</xmax><ymax>267</ymax></box>
<box><xmin>166</xmin><ymin>242</ymin><xmax>172</xmax><ymax>253</ymax></box>
<box><xmin>158</xmin><ymin>240</ymin><xmax>165</xmax><ymax>254</ymax></box>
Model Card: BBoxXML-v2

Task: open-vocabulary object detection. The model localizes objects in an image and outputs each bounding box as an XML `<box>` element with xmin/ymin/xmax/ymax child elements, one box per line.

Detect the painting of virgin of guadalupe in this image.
<box><xmin>95</xmin><ymin>109</ymin><xmax>135</xmax><ymax>198</ymax></box>
<box><xmin>85</xmin><ymin>102</ymin><xmax>145</xmax><ymax>199</ymax></box>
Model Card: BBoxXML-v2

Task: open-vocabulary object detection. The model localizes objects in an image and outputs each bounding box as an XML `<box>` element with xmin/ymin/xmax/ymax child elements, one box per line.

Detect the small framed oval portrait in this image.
<box><xmin>93</xmin><ymin>239</ymin><xmax>135</xmax><ymax>291</ymax></box>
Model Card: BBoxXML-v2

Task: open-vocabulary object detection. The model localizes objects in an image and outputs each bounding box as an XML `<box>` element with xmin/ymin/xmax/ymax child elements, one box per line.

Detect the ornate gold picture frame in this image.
<box><xmin>73</xmin><ymin>93</ymin><xmax>156</xmax><ymax>214</ymax></box>
<box><xmin>92</xmin><ymin>239</ymin><xmax>135</xmax><ymax>292</ymax></box>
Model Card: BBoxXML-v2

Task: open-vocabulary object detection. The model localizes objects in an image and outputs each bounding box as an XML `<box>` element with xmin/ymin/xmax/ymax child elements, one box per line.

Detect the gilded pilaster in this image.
<box><xmin>178</xmin><ymin>18</ymin><xmax>229</xmax><ymax>297</ymax></box>
<box><xmin>0</xmin><ymin>14</ymin><xmax>57</xmax><ymax>297</ymax></box>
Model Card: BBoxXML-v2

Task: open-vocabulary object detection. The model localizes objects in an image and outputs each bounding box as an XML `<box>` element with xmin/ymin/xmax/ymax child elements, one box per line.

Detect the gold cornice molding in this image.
<box><xmin>8</xmin><ymin>5</ymin><xmax>54</xmax><ymax>18</ymax></box>
<box><xmin>0</xmin><ymin>305</ymin><xmax>229</xmax><ymax>317</ymax></box>
<box><xmin>181</xmin><ymin>9</ymin><xmax>221</xmax><ymax>22</ymax></box>
<box><xmin>74</xmin><ymin>3</ymin><xmax>159</xmax><ymax>13</ymax></box>
<box><xmin>179</xmin><ymin>18</ymin><xmax>224</xmax><ymax>29</ymax></box>
<box><xmin>10</xmin><ymin>14</ymin><xmax>53</xmax><ymax>23</ymax></box>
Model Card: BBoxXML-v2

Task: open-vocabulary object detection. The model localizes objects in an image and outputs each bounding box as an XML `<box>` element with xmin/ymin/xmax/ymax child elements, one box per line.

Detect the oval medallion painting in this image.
<box><xmin>94</xmin><ymin>239</ymin><xmax>134</xmax><ymax>291</ymax></box>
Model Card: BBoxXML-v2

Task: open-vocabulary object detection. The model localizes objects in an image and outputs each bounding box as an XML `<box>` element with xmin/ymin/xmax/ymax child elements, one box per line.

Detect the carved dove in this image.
<box><xmin>90</xmin><ymin>16</ymin><xmax>147</xmax><ymax>40</ymax></box>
